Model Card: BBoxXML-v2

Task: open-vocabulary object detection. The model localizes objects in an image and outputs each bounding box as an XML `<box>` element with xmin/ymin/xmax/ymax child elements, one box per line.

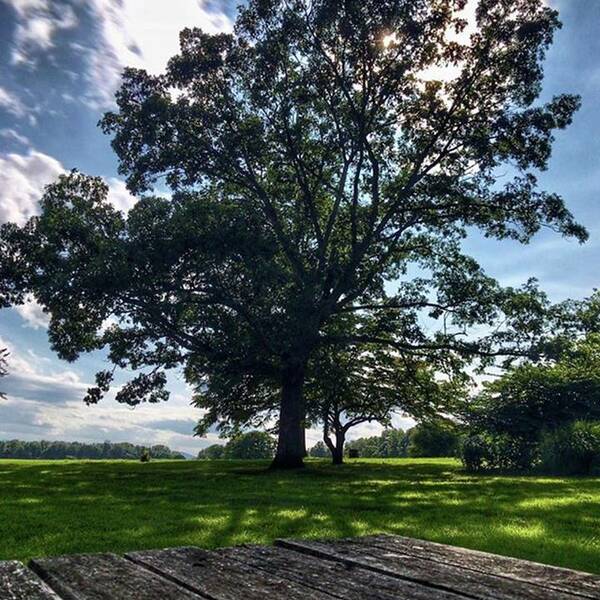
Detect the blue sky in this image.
<box><xmin>0</xmin><ymin>0</ymin><xmax>598</xmax><ymax>454</ymax></box>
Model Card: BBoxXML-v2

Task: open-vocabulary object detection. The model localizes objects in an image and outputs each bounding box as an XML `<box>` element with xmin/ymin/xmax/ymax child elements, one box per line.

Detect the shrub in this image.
<box><xmin>140</xmin><ymin>449</ymin><xmax>150</xmax><ymax>462</ymax></box>
<box><xmin>539</xmin><ymin>421</ymin><xmax>600</xmax><ymax>475</ymax></box>
<box><xmin>489</xmin><ymin>435</ymin><xmax>538</xmax><ymax>472</ymax></box>
<box><xmin>461</xmin><ymin>433</ymin><xmax>538</xmax><ymax>473</ymax></box>
<box><xmin>461</xmin><ymin>435</ymin><xmax>488</xmax><ymax>472</ymax></box>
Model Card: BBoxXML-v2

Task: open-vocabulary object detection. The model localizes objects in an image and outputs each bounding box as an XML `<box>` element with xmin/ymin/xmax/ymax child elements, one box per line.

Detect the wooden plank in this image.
<box><xmin>219</xmin><ymin>544</ymin><xmax>471</xmax><ymax>600</ymax></box>
<box><xmin>0</xmin><ymin>561</ymin><xmax>61</xmax><ymax>600</ymax></box>
<box><xmin>30</xmin><ymin>553</ymin><xmax>202</xmax><ymax>600</ymax></box>
<box><xmin>127</xmin><ymin>546</ymin><xmax>337</xmax><ymax>600</ymax></box>
<box><xmin>361</xmin><ymin>535</ymin><xmax>600</xmax><ymax>599</ymax></box>
<box><xmin>277</xmin><ymin>538</ymin><xmax>584</xmax><ymax>600</ymax></box>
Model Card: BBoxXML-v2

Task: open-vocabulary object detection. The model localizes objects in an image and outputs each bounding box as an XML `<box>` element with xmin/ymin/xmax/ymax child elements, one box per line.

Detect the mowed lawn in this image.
<box><xmin>1</xmin><ymin>458</ymin><xmax>599</xmax><ymax>573</ymax></box>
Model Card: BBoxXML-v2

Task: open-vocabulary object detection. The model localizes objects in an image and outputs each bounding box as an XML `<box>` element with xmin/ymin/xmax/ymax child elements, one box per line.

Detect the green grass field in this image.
<box><xmin>1</xmin><ymin>457</ymin><xmax>599</xmax><ymax>573</ymax></box>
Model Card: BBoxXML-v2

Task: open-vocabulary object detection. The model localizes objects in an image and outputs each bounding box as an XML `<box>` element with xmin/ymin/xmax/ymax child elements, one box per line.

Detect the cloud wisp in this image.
<box><xmin>0</xmin><ymin>147</ymin><xmax>137</xmax><ymax>225</ymax></box>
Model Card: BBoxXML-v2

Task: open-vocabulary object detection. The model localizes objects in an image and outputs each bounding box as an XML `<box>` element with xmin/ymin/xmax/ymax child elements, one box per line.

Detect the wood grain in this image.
<box><xmin>30</xmin><ymin>553</ymin><xmax>201</xmax><ymax>600</ymax></box>
<box><xmin>127</xmin><ymin>545</ymin><xmax>336</xmax><ymax>600</ymax></box>
<box><xmin>277</xmin><ymin>538</ymin><xmax>586</xmax><ymax>600</ymax></box>
<box><xmin>0</xmin><ymin>561</ymin><xmax>61</xmax><ymax>600</ymax></box>
<box><xmin>361</xmin><ymin>535</ymin><xmax>600</xmax><ymax>599</ymax></box>
<box><xmin>220</xmin><ymin>543</ymin><xmax>471</xmax><ymax>600</ymax></box>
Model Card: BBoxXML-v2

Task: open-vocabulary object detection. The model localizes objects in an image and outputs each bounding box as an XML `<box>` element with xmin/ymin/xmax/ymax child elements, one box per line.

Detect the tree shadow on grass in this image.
<box><xmin>0</xmin><ymin>458</ymin><xmax>599</xmax><ymax>573</ymax></box>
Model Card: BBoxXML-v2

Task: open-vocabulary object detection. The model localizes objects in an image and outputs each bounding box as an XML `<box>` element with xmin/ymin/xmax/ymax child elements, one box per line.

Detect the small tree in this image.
<box><xmin>223</xmin><ymin>431</ymin><xmax>275</xmax><ymax>459</ymax></box>
<box><xmin>197</xmin><ymin>444</ymin><xmax>226</xmax><ymax>459</ymax></box>
<box><xmin>308</xmin><ymin>441</ymin><xmax>331</xmax><ymax>458</ymax></box>
<box><xmin>407</xmin><ymin>418</ymin><xmax>461</xmax><ymax>457</ymax></box>
<box><xmin>306</xmin><ymin>340</ymin><xmax>463</xmax><ymax>464</ymax></box>
<box><xmin>378</xmin><ymin>429</ymin><xmax>410</xmax><ymax>458</ymax></box>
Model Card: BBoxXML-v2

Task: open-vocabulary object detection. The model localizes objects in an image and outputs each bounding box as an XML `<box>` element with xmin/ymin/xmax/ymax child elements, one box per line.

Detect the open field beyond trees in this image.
<box><xmin>1</xmin><ymin>458</ymin><xmax>599</xmax><ymax>573</ymax></box>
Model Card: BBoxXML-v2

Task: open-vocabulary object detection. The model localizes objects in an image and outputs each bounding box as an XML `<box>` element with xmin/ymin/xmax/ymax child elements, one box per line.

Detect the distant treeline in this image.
<box><xmin>0</xmin><ymin>440</ymin><xmax>186</xmax><ymax>460</ymax></box>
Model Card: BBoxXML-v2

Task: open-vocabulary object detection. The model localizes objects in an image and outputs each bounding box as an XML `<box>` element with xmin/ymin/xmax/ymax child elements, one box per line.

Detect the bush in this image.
<box><xmin>489</xmin><ymin>435</ymin><xmax>538</xmax><ymax>472</ymax></box>
<box><xmin>140</xmin><ymin>449</ymin><xmax>150</xmax><ymax>462</ymax></box>
<box><xmin>461</xmin><ymin>434</ymin><xmax>538</xmax><ymax>473</ymax></box>
<box><xmin>461</xmin><ymin>435</ymin><xmax>488</xmax><ymax>472</ymax></box>
<box><xmin>539</xmin><ymin>421</ymin><xmax>600</xmax><ymax>475</ymax></box>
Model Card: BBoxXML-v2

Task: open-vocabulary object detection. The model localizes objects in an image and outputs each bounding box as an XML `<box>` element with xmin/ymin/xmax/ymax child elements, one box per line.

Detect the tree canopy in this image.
<box><xmin>223</xmin><ymin>431</ymin><xmax>276</xmax><ymax>459</ymax></box>
<box><xmin>464</xmin><ymin>332</ymin><xmax>600</xmax><ymax>441</ymax></box>
<box><xmin>197</xmin><ymin>432</ymin><xmax>275</xmax><ymax>459</ymax></box>
<box><xmin>197</xmin><ymin>444</ymin><xmax>226</xmax><ymax>460</ymax></box>
<box><xmin>407</xmin><ymin>418</ymin><xmax>461</xmax><ymax>457</ymax></box>
<box><xmin>0</xmin><ymin>0</ymin><xmax>586</xmax><ymax>467</ymax></box>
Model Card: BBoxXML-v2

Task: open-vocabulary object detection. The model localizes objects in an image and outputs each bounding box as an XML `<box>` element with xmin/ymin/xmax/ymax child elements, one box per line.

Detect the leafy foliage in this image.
<box><xmin>222</xmin><ymin>431</ymin><xmax>276</xmax><ymax>459</ymax></box>
<box><xmin>460</xmin><ymin>434</ymin><xmax>488</xmax><ymax>472</ymax></box>
<box><xmin>407</xmin><ymin>418</ymin><xmax>461</xmax><ymax>457</ymax></box>
<box><xmin>308</xmin><ymin>441</ymin><xmax>331</xmax><ymax>458</ymax></box>
<box><xmin>461</xmin><ymin>332</ymin><xmax>600</xmax><ymax>472</ymax></box>
<box><xmin>539</xmin><ymin>421</ymin><xmax>600</xmax><ymax>475</ymax></box>
<box><xmin>460</xmin><ymin>433</ymin><xmax>538</xmax><ymax>472</ymax></box>
<box><xmin>0</xmin><ymin>0</ymin><xmax>586</xmax><ymax>466</ymax></box>
<box><xmin>306</xmin><ymin>340</ymin><xmax>466</xmax><ymax>463</ymax></box>
<box><xmin>197</xmin><ymin>444</ymin><xmax>226</xmax><ymax>460</ymax></box>
<box><xmin>464</xmin><ymin>333</ymin><xmax>600</xmax><ymax>440</ymax></box>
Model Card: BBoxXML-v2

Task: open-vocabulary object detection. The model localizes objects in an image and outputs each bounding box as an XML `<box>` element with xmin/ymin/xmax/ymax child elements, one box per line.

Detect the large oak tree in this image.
<box><xmin>0</xmin><ymin>0</ymin><xmax>587</xmax><ymax>467</ymax></box>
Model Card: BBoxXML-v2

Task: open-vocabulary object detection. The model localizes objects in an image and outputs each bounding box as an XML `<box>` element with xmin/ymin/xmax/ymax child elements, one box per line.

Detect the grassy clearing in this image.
<box><xmin>0</xmin><ymin>457</ymin><xmax>599</xmax><ymax>573</ymax></box>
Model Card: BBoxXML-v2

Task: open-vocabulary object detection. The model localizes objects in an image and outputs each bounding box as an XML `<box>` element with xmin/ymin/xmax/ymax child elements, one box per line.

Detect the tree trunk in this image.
<box><xmin>324</xmin><ymin>427</ymin><xmax>345</xmax><ymax>465</ymax></box>
<box><xmin>331</xmin><ymin>444</ymin><xmax>344</xmax><ymax>465</ymax></box>
<box><xmin>271</xmin><ymin>363</ymin><xmax>306</xmax><ymax>469</ymax></box>
<box><xmin>333</xmin><ymin>429</ymin><xmax>345</xmax><ymax>465</ymax></box>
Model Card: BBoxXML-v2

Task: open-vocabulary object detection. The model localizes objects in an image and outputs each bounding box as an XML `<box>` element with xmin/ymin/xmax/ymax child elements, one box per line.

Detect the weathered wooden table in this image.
<box><xmin>1</xmin><ymin>535</ymin><xmax>599</xmax><ymax>599</ymax></box>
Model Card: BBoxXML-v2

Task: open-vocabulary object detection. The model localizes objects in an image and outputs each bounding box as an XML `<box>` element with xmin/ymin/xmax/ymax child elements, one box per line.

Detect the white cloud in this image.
<box><xmin>0</xmin><ymin>150</ymin><xmax>63</xmax><ymax>224</ymax></box>
<box><xmin>84</xmin><ymin>0</ymin><xmax>233</xmax><ymax>108</ymax></box>
<box><xmin>0</xmin><ymin>333</ymin><xmax>205</xmax><ymax>453</ymax></box>
<box><xmin>3</xmin><ymin>0</ymin><xmax>232</xmax><ymax>112</ymax></box>
<box><xmin>5</xmin><ymin>0</ymin><xmax>78</xmax><ymax>65</ymax></box>
<box><xmin>0</xmin><ymin>128</ymin><xmax>30</xmax><ymax>146</ymax></box>
<box><xmin>0</xmin><ymin>148</ymin><xmax>137</xmax><ymax>225</ymax></box>
<box><xmin>0</xmin><ymin>86</ymin><xmax>26</xmax><ymax>118</ymax></box>
<box><xmin>0</xmin><ymin>335</ymin><xmax>85</xmax><ymax>404</ymax></box>
<box><xmin>14</xmin><ymin>298</ymin><xmax>50</xmax><ymax>330</ymax></box>
<box><xmin>106</xmin><ymin>176</ymin><xmax>137</xmax><ymax>212</ymax></box>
